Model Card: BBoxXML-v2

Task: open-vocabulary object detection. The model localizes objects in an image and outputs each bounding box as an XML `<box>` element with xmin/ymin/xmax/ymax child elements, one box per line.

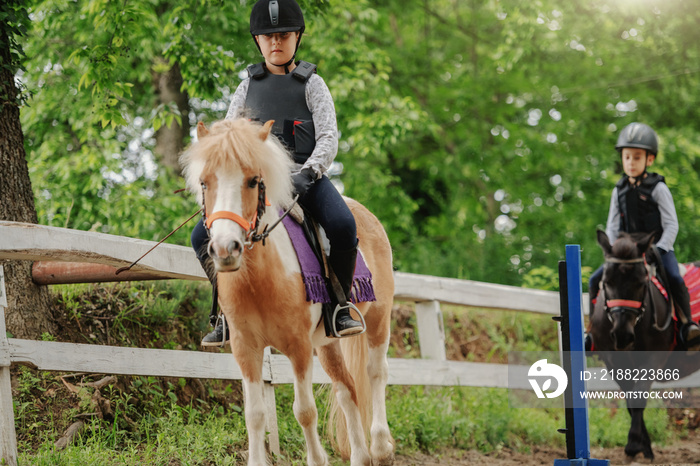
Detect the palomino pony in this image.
<box><xmin>590</xmin><ymin>230</ymin><xmax>700</xmax><ymax>460</ymax></box>
<box><xmin>180</xmin><ymin>118</ymin><xmax>395</xmax><ymax>466</ymax></box>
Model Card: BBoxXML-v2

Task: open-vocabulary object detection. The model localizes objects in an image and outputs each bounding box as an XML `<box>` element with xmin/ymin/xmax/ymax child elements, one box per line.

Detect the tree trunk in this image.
<box><xmin>152</xmin><ymin>60</ymin><xmax>190</xmax><ymax>173</ymax></box>
<box><xmin>0</xmin><ymin>25</ymin><xmax>57</xmax><ymax>339</ymax></box>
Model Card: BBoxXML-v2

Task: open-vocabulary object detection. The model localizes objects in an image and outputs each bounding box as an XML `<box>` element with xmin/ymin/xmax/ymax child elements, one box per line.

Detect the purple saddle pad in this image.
<box><xmin>282</xmin><ymin>215</ymin><xmax>376</xmax><ymax>304</ymax></box>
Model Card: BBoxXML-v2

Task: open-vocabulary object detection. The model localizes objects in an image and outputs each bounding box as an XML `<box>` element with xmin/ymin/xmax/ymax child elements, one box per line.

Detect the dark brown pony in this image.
<box><xmin>590</xmin><ymin>230</ymin><xmax>700</xmax><ymax>460</ymax></box>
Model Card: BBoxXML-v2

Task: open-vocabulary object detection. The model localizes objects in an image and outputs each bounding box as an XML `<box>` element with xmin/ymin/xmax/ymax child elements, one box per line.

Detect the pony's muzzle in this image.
<box><xmin>611</xmin><ymin>331</ymin><xmax>635</xmax><ymax>351</ymax></box>
<box><xmin>610</xmin><ymin>321</ymin><xmax>636</xmax><ymax>351</ymax></box>
<box><xmin>208</xmin><ymin>238</ymin><xmax>244</xmax><ymax>271</ymax></box>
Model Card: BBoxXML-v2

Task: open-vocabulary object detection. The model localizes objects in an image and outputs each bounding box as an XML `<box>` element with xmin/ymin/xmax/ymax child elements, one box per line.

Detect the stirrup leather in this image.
<box><xmin>330</xmin><ymin>302</ymin><xmax>366</xmax><ymax>338</ymax></box>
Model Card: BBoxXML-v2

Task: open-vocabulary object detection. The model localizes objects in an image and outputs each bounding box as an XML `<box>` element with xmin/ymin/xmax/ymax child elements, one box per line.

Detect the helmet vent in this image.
<box><xmin>269</xmin><ymin>1</ymin><xmax>279</xmax><ymax>26</ymax></box>
<box><xmin>628</xmin><ymin>123</ymin><xmax>640</xmax><ymax>141</ymax></box>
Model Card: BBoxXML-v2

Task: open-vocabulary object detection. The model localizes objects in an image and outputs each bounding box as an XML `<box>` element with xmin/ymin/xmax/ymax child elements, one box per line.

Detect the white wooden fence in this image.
<box><xmin>0</xmin><ymin>220</ymin><xmax>566</xmax><ymax>465</ymax></box>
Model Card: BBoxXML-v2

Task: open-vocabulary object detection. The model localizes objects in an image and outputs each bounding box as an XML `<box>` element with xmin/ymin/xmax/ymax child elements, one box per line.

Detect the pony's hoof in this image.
<box><xmin>372</xmin><ymin>453</ymin><xmax>395</xmax><ymax>466</ymax></box>
<box><xmin>624</xmin><ymin>453</ymin><xmax>653</xmax><ymax>464</ymax></box>
<box><xmin>370</xmin><ymin>436</ymin><xmax>395</xmax><ymax>466</ymax></box>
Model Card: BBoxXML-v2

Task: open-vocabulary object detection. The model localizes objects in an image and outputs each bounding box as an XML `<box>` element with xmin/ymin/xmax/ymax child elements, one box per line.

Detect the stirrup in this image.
<box><xmin>220</xmin><ymin>314</ymin><xmax>229</xmax><ymax>348</ymax></box>
<box><xmin>215</xmin><ymin>314</ymin><xmax>228</xmax><ymax>348</ymax></box>
<box><xmin>201</xmin><ymin>314</ymin><xmax>228</xmax><ymax>348</ymax></box>
<box><xmin>331</xmin><ymin>302</ymin><xmax>366</xmax><ymax>338</ymax></box>
<box><xmin>681</xmin><ymin>322</ymin><xmax>700</xmax><ymax>351</ymax></box>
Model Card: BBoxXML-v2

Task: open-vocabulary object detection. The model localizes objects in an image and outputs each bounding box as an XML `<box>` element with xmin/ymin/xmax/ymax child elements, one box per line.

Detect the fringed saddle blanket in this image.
<box><xmin>684</xmin><ymin>264</ymin><xmax>700</xmax><ymax>322</ymax></box>
<box><xmin>282</xmin><ymin>215</ymin><xmax>376</xmax><ymax>304</ymax></box>
<box><xmin>648</xmin><ymin>263</ymin><xmax>700</xmax><ymax>322</ymax></box>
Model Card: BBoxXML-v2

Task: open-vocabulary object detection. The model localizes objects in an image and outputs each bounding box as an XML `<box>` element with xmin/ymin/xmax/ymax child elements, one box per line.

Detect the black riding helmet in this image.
<box><xmin>250</xmin><ymin>0</ymin><xmax>305</xmax><ymax>73</ymax></box>
<box><xmin>615</xmin><ymin>122</ymin><xmax>659</xmax><ymax>156</ymax></box>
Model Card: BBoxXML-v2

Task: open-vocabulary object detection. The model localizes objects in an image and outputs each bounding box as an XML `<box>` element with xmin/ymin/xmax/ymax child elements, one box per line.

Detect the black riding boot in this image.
<box><xmin>199</xmin><ymin>260</ymin><xmax>230</xmax><ymax>347</ymax></box>
<box><xmin>674</xmin><ymin>283</ymin><xmax>700</xmax><ymax>351</ymax></box>
<box><xmin>324</xmin><ymin>244</ymin><xmax>364</xmax><ymax>338</ymax></box>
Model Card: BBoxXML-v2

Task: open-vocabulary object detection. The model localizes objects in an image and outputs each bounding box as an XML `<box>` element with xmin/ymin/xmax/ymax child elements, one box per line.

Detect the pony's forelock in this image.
<box><xmin>180</xmin><ymin>119</ymin><xmax>294</xmax><ymax>209</ymax></box>
<box><xmin>611</xmin><ymin>233</ymin><xmax>641</xmax><ymax>260</ymax></box>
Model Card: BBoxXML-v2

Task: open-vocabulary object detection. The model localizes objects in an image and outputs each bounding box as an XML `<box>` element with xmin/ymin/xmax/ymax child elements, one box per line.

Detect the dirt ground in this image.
<box><xmin>392</xmin><ymin>429</ymin><xmax>700</xmax><ymax>465</ymax></box>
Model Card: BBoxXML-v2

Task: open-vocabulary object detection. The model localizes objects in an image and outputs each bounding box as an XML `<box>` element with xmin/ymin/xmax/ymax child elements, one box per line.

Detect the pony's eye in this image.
<box><xmin>248</xmin><ymin>177</ymin><xmax>259</xmax><ymax>189</ymax></box>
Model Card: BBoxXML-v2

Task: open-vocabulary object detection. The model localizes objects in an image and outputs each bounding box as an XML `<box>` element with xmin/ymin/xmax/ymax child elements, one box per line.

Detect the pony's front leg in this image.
<box><xmin>233</xmin><ymin>344</ymin><xmax>268</xmax><ymax>465</ymax></box>
<box><xmin>625</xmin><ymin>406</ymin><xmax>653</xmax><ymax>460</ymax></box>
<box><xmin>289</xmin><ymin>346</ymin><xmax>329</xmax><ymax>466</ymax></box>
<box><xmin>620</xmin><ymin>379</ymin><xmax>654</xmax><ymax>460</ymax></box>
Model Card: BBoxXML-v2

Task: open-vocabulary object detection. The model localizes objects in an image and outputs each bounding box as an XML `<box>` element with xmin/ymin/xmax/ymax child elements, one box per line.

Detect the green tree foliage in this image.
<box><xmin>17</xmin><ymin>0</ymin><xmax>700</xmax><ymax>286</ymax></box>
<box><xmin>355</xmin><ymin>0</ymin><xmax>700</xmax><ymax>283</ymax></box>
<box><xmin>21</xmin><ymin>0</ymin><xmax>250</xmax><ymax>241</ymax></box>
<box><xmin>1</xmin><ymin>0</ymin><xmax>30</xmax><ymax>106</ymax></box>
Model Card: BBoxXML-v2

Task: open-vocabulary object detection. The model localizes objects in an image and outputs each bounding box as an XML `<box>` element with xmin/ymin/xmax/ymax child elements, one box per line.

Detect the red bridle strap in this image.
<box><xmin>606</xmin><ymin>299</ymin><xmax>643</xmax><ymax>309</ymax></box>
<box><xmin>205</xmin><ymin>210</ymin><xmax>252</xmax><ymax>232</ymax></box>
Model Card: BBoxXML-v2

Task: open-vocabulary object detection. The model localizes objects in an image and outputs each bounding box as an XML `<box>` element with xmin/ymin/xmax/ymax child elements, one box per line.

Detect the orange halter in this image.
<box><xmin>203</xmin><ymin>177</ymin><xmax>272</xmax><ymax>247</ymax></box>
<box><xmin>205</xmin><ymin>210</ymin><xmax>255</xmax><ymax>232</ymax></box>
<box><xmin>204</xmin><ymin>177</ymin><xmax>266</xmax><ymax>232</ymax></box>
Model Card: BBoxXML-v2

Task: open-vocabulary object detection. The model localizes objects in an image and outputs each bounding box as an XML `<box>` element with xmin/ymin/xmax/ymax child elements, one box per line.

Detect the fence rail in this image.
<box><xmin>0</xmin><ymin>221</ymin><xmax>562</xmax><ymax>465</ymax></box>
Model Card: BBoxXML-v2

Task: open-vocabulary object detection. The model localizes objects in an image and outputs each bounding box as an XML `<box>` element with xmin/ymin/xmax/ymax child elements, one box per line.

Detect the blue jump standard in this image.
<box><xmin>553</xmin><ymin>245</ymin><xmax>609</xmax><ymax>466</ymax></box>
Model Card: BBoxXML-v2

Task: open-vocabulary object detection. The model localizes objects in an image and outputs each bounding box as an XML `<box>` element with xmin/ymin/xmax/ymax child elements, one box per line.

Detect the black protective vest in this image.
<box><xmin>244</xmin><ymin>61</ymin><xmax>317</xmax><ymax>164</ymax></box>
<box><xmin>616</xmin><ymin>172</ymin><xmax>664</xmax><ymax>238</ymax></box>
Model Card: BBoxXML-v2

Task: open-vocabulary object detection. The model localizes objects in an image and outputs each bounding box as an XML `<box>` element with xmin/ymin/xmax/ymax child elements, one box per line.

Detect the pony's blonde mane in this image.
<box><xmin>180</xmin><ymin>118</ymin><xmax>294</xmax><ymax>209</ymax></box>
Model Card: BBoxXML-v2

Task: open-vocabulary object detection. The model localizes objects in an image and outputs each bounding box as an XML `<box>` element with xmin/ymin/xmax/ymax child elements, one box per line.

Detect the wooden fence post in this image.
<box><xmin>263</xmin><ymin>347</ymin><xmax>280</xmax><ymax>457</ymax></box>
<box><xmin>0</xmin><ymin>266</ymin><xmax>18</xmax><ymax>466</ymax></box>
<box><xmin>415</xmin><ymin>300</ymin><xmax>447</xmax><ymax>361</ymax></box>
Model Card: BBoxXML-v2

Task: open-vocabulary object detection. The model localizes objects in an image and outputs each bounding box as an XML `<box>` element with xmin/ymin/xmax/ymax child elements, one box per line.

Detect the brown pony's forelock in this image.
<box><xmin>180</xmin><ymin>119</ymin><xmax>294</xmax><ymax>209</ymax></box>
<box><xmin>611</xmin><ymin>233</ymin><xmax>641</xmax><ymax>260</ymax></box>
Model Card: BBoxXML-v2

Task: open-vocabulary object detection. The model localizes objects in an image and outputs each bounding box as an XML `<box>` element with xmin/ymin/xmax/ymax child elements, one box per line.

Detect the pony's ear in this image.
<box><xmin>636</xmin><ymin>231</ymin><xmax>656</xmax><ymax>255</ymax></box>
<box><xmin>597</xmin><ymin>229</ymin><xmax>612</xmax><ymax>256</ymax></box>
<box><xmin>259</xmin><ymin>120</ymin><xmax>275</xmax><ymax>141</ymax></box>
<box><xmin>197</xmin><ymin>122</ymin><xmax>209</xmax><ymax>139</ymax></box>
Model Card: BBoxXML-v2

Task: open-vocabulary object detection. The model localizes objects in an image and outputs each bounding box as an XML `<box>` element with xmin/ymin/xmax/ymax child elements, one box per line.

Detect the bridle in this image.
<box><xmin>602</xmin><ymin>256</ymin><xmax>649</xmax><ymax>327</ymax></box>
<box><xmin>202</xmin><ymin>176</ymin><xmax>298</xmax><ymax>249</ymax></box>
<box><xmin>601</xmin><ymin>255</ymin><xmax>673</xmax><ymax>332</ymax></box>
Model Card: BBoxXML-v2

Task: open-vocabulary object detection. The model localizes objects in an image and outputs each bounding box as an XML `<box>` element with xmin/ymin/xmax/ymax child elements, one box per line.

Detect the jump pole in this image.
<box><xmin>553</xmin><ymin>245</ymin><xmax>609</xmax><ymax>466</ymax></box>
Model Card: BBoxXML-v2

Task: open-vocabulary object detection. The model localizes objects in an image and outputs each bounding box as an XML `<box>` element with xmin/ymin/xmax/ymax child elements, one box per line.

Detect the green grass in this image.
<box><xmin>23</xmin><ymin>406</ymin><xmax>248</xmax><ymax>465</ymax></box>
<box><xmin>386</xmin><ymin>385</ymin><xmax>563</xmax><ymax>454</ymax></box>
<box><xmin>588</xmin><ymin>404</ymin><xmax>673</xmax><ymax>448</ymax></box>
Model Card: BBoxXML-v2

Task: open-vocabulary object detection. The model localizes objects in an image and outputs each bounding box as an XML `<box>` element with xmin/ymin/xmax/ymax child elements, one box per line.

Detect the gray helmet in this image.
<box><xmin>615</xmin><ymin>122</ymin><xmax>658</xmax><ymax>156</ymax></box>
<box><xmin>250</xmin><ymin>0</ymin><xmax>305</xmax><ymax>36</ymax></box>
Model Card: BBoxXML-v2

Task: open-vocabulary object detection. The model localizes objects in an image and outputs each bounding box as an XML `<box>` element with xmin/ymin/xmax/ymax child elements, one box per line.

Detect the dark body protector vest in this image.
<box><xmin>616</xmin><ymin>172</ymin><xmax>665</xmax><ymax>239</ymax></box>
<box><xmin>245</xmin><ymin>61</ymin><xmax>317</xmax><ymax>164</ymax></box>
